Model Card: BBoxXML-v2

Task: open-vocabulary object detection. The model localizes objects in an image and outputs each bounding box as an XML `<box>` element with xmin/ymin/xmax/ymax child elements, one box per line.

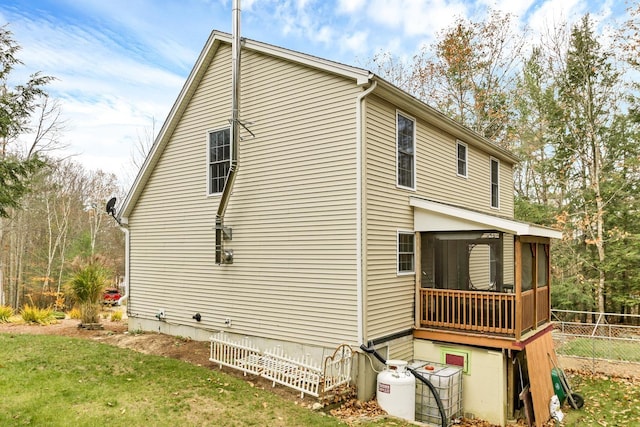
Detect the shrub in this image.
<box><xmin>110</xmin><ymin>310</ymin><xmax>123</xmax><ymax>322</ymax></box>
<box><xmin>0</xmin><ymin>305</ymin><xmax>13</xmax><ymax>323</ymax></box>
<box><xmin>20</xmin><ymin>305</ymin><xmax>55</xmax><ymax>325</ymax></box>
<box><xmin>52</xmin><ymin>311</ymin><xmax>66</xmax><ymax>320</ymax></box>
<box><xmin>79</xmin><ymin>302</ymin><xmax>100</xmax><ymax>324</ymax></box>
<box><xmin>66</xmin><ymin>255</ymin><xmax>110</xmax><ymax>324</ymax></box>
<box><xmin>68</xmin><ymin>307</ymin><xmax>82</xmax><ymax>319</ymax></box>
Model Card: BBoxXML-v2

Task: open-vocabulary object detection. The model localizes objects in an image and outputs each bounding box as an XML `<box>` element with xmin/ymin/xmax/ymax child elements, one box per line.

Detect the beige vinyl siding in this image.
<box><xmin>468</xmin><ymin>244</ymin><xmax>492</xmax><ymax>290</ymax></box>
<box><xmin>363</xmin><ymin>95</ymin><xmax>517</xmax><ymax>340</ymax></box>
<box><xmin>364</xmin><ymin>97</ymin><xmax>416</xmax><ymax>340</ymax></box>
<box><xmin>387</xmin><ymin>335</ymin><xmax>414</xmax><ymax>361</ymax></box>
<box><xmin>128</xmin><ymin>44</ymin><xmax>362</xmax><ymax>349</ymax></box>
<box><xmin>414</xmin><ymin>120</ymin><xmax>514</xmax><ymax>216</ymax></box>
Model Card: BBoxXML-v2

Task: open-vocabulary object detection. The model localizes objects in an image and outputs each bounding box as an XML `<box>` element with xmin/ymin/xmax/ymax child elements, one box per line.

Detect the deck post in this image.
<box><xmin>531</xmin><ymin>242</ymin><xmax>538</xmax><ymax>329</ymax></box>
<box><xmin>415</xmin><ymin>232</ymin><xmax>421</xmax><ymax>329</ymax></box>
<box><xmin>515</xmin><ymin>236</ymin><xmax>522</xmax><ymax>341</ymax></box>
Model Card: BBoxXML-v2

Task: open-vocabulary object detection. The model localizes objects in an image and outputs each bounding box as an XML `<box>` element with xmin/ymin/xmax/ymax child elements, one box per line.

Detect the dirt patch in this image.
<box><xmin>558</xmin><ymin>355</ymin><xmax>640</xmax><ymax>380</ymax></box>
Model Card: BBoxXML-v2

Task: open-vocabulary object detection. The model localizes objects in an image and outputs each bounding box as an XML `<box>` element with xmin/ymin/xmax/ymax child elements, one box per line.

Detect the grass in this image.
<box><xmin>19</xmin><ymin>304</ymin><xmax>55</xmax><ymax>325</ymax></box>
<box><xmin>5</xmin><ymin>333</ymin><xmax>633</xmax><ymax>426</ymax></box>
<box><xmin>561</xmin><ymin>371</ymin><xmax>640</xmax><ymax>426</ymax></box>
<box><xmin>0</xmin><ymin>305</ymin><xmax>12</xmax><ymax>322</ymax></box>
<box><xmin>558</xmin><ymin>337</ymin><xmax>640</xmax><ymax>362</ymax></box>
<box><xmin>0</xmin><ymin>334</ymin><xmax>408</xmax><ymax>427</ymax></box>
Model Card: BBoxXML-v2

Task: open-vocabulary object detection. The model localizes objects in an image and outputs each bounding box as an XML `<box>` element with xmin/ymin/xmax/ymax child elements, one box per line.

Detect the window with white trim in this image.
<box><xmin>490</xmin><ymin>158</ymin><xmax>499</xmax><ymax>208</ymax></box>
<box><xmin>396</xmin><ymin>112</ymin><xmax>415</xmax><ymax>189</ymax></box>
<box><xmin>457</xmin><ymin>141</ymin><xmax>467</xmax><ymax>177</ymax></box>
<box><xmin>208</xmin><ymin>128</ymin><xmax>231</xmax><ymax>194</ymax></box>
<box><xmin>397</xmin><ymin>232</ymin><xmax>415</xmax><ymax>274</ymax></box>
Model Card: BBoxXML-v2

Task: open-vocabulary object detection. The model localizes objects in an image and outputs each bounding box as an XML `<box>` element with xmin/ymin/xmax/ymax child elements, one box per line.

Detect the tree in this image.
<box><xmin>0</xmin><ymin>23</ymin><xmax>54</xmax><ymax>171</ymax></box>
<box><xmin>552</xmin><ymin>15</ymin><xmax>631</xmax><ymax>313</ymax></box>
<box><xmin>368</xmin><ymin>10</ymin><xmax>527</xmax><ymax>149</ymax></box>
<box><xmin>513</xmin><ymin>46</ymin><xmax>563</xmax><ymax>208</ymax></box>
<box><xmin>0</xmin><ymin>25</ymin><xmax>57</xmax><ymax>306</ymax></box>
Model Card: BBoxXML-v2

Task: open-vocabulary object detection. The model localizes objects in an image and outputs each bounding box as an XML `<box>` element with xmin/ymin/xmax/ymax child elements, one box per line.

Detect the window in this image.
<box><xmin>208</xmin><ymin>128</ymin><xmax>231</xmax><ymax>194</ymax></box>
<box><xmin>398</xmin><ymin>232</ymin><xmax>415</xmax><ymax>274</ymax></box>
<box><xmin>424</xmin><ymin>232</ymin><xmax>503</xmax><ymax>291</ymax></box>
<box><xmin>457</xmin><ymin>141</ymin><xmax>467</xmax><ymax>177</ymax></box>
<box><xmin>521</xmin><ymin>241</ymin><xmax>550</xmax><ymax>290</ymax></box>
<box><xmin>537</xmin><ymin>243</ymin><xmax>549</xmax><ymax>287</ymax></box>
<box><xmin>490</xmin><ymin>158</ymin><xmax>499</xmax><ymax>208</ymax></box>
<box><xmin>397</xmin><ymin>112</ymin><xmax>415</xmax><ymax>189</ymax></box>
<box><xmin>521</xmin><ymin>243</ymin><xmax>533</xmax><ymax>291</ymax></box>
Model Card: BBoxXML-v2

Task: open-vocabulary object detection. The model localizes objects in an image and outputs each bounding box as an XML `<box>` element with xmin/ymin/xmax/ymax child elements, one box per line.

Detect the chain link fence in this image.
<box><xmin>551</xmin><ymin>309</ymin><xmax>640</xmax><ymax>371</ymax></box>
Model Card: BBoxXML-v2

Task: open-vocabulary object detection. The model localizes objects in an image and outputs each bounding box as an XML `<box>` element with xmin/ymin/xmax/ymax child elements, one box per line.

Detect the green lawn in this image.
<box><xmin>557</xmin><ymin>337</ymin><xmax>640</xmax><ymax>362</ymax></box>
<box><xmin>561</xmin><ymin>371</ymin><xmax>640</xmax><ymax>426</ymax></box>
<box><xmin>0</xmin><ymin>334</ymin><xmax>406</xmax><ymax>427</ymax></box>
<box><xmin>3</xmin><ymin>333</ymin><xmax>636</xmax><ymax>426</ymax></box>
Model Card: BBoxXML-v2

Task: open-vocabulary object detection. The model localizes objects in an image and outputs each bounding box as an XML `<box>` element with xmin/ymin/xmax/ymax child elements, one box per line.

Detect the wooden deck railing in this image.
<box><xmin>536</xmin><ymin>286</ymin><xmax>549</xmax><ymax>326</ymax></box>
<box><xmin>420</xmin><ymin>288</ymin><xmax>516</xmax><ymax>335</ymax></box>
<box><xmin>521</xmin><ymin>290</ymin><xmax>534</xmax><ymax>332</ymax></box>
<box><xmin>419</xmin><ymin>288</ymin><xmax>552</xmax><ymax>339</ymax></box>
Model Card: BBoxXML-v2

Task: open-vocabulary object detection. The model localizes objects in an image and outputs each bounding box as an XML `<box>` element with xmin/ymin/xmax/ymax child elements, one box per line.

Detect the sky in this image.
<box><xmin>0</xmin><ymin>0</ymin><xmax>631</xmax><ymax>188</ymax></box>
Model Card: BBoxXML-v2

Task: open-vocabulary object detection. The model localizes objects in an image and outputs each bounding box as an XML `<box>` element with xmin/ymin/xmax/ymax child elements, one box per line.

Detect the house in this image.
<box><xmin>118</xmin><ymin>27</ymin><xmax>562</xmax><ymax>426</ymax></box>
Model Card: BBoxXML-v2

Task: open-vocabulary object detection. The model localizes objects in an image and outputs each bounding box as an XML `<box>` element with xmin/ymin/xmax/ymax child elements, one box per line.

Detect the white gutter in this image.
<box><xmin>356</xmin><ymin>80</ymin><xmax>376</xmax><ymax>346</ymax></box>
<box><xmin>117</xmin><ymin>224</ymin><xmax>130</xmax><ymax>309</ymax></box>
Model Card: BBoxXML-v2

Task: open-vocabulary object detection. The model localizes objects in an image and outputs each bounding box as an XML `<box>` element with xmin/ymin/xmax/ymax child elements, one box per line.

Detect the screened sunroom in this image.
<box><xmin>410</xmin><ymin>198</ymin><xmax>562</xmax><ymax>349</ymax></box>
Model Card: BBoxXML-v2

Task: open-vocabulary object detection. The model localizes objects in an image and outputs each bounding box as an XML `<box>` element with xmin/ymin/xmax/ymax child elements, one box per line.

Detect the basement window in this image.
<box><xmin>208</xmin><ymin>128</ymin><xmax>231</xmax><ymax>194</ymax></box>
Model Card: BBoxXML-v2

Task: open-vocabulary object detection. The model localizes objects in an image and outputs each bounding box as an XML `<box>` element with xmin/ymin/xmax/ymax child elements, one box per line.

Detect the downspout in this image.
<box><xmin>215</xmin><ymin>0</ymin><xmax>241</xmax><ymax>265</ymax></box>
<box><xmin>356</xmin><ymin>80</ymin><xmax>377</xmax><ymax>346</ymax></box>
<box><xmin>117</xmin><ymin>224</ymin><xmax>129</xmax><ymax>310</ymax></box>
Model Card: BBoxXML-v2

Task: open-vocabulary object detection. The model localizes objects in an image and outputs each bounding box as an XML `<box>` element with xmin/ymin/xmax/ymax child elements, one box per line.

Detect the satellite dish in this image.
<box><xmin>106</xmin><ymin>197</ymin><xmax>117</xmax><ymax>215</ymax></box>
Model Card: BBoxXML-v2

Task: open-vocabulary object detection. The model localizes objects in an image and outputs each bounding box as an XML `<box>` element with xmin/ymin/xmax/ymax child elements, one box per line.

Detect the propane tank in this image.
<box><xmin>376</xmin><ymin>359</ymin><xmax>415</xmax><ymax>421</ymax></box>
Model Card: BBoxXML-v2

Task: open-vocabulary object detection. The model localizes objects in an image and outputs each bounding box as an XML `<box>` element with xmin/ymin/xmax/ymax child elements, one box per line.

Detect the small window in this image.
<box><xmin>208</xmin><ymin>128</ymin><xmax>231</xmax><ymax>194</ymax></box>
<box><xmin>457</xmin><ymin>141</ymin><xmax>467</xmax><ymax>177</ymax></box>
<box><xmin>397</xmin><ymin>112</ymin><xmax>415</xmax><ymax>189</ymax></box>
<box><xmin>398</xmin><ymin>232</ymin><xmax>415</xmax><ymax>274</ymax></box>
<box><xmin>490</xmin><ymin>158</ymin><xmax>499</xmax><ymax>208</ymax></box>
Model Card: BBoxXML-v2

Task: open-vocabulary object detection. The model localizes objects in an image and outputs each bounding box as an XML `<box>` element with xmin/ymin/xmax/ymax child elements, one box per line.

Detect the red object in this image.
<box><xmin>103</xmin><ymin>288</ymin><xmax>121</xmax><ymax>305</ymax></box>
<box><xmin>446</xmin><ymin>353</ymin><xmax>465</xmax><ymax>367</ymax></box>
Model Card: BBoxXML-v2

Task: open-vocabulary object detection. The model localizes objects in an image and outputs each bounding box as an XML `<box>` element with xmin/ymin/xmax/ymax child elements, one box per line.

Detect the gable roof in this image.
<box><xmin>120</xmin><ymin>30</ymin><xmax>518</xmax><ymax>219</ymax></box>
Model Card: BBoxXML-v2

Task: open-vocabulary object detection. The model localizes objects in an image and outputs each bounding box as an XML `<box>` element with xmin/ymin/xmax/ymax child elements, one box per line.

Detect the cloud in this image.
<box><xmin>476</xmin><ymin>0</ymin><xmax>535</xmax><ymax>18</ymax></box>
<box><xmin>1</xmin><ymin>3</ymin><xmax>185</xmax><ymax>183</ymax></box>
<box><xmin>340</xmin><ymin>30</ymin><xmax>369</xmax><ymax>54</ymax></box>
<box><xmin>336</xmin><ymin>0</ymin><xmax>367</xmax><ymax>14</ymax></box>
<box><xmin>365</xmin><ymin>0</ymin><xmax>468</xmax><ymax>37</ymax></box>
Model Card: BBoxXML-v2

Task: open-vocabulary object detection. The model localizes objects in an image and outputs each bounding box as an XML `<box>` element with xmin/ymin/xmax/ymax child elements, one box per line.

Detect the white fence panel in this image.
<box><xmin>210</xmin><ymin>333</ymin><xmax>353</xmax><ymax>398</ymax></box>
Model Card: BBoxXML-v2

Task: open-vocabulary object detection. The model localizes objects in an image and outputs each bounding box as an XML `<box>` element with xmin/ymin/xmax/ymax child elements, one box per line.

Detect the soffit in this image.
<box><xmin>410</xmin><ymin>197</ymin><xmax>562</xmax><ymax>239</ymax></box>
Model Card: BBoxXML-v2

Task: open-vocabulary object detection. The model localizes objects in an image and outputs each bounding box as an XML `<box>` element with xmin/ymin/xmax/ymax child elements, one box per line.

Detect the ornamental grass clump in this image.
<box><xmin>66</xmin><ymin>255</ymin><xmax>110</xmax><ymax>325</ymax></box>
<box><xmin>0</xmin><ymin>305</ymin><xmax>13</xmax><ymax>323</ymax></box>
<box><xmin>68</xmin><ymin>307</ymin><xmax>81</xmax><ymax>319</ymax></box>
<box><xmin>110</xmin><ymin>310</ymin><xmax>123</xmax><ymax>322</ymax></box>
<box><xmin>20</xmin><ymin>304</ymin><xmax>55</xmax><ymax>325</ymax></box>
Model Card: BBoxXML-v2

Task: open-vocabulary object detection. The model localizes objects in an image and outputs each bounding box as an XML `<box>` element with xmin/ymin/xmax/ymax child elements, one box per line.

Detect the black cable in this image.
<box><xmin>360</xmin><ymin>344</ymin><xmax>448</xmax><ymax>427</ymax></box>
